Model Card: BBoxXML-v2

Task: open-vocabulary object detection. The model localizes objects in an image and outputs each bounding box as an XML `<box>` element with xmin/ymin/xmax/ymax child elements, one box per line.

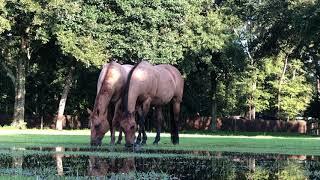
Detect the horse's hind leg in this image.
<box><xmin>141</xmin><ymin>126</ymin><xmax>147</xmax><ymax>145</ymax></box>
<box><xmin>136</xmin><ymin>99</ymin><xmax>151</xmax><ymax>145</ymax></box>
<box><xmin>153</xmin><ymin>107</ymin><xmax>163</xmax><ymax>145</ymax></box>
<box><xmin>135</xmin><ymin>106</ymin><xmax>144</xmax><ymax>145</ymax></box>
<box><xmin>116</xmin><ymin>128</ymin><xmax>122</xmax><ymax>144</ymax></box>
<box><xmin>171</xmin><ymin>101</ymin><xmax>180</xmax><ymax>145</ymax></box>
<box><xmin>136</xmin><ymin>114</ymin><xmax>147</xmax><ymax>145</ymax></box>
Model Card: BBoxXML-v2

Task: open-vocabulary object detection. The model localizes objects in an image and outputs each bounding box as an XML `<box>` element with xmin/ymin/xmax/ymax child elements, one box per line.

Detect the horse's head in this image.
<box><xmin>120</xmin><ymin>112</ymin><xmax>137</xmax><ymax>147</ymax></box>
<box><xmin>87</xmin><ymin>108</ymin><xmax>109</xmax><ymax>146</ymax></box>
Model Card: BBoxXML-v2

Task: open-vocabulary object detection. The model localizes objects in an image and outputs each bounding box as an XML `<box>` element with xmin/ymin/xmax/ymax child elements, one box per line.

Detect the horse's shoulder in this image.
<box><xmin>138</xmin><ymin>61</ymin><xmax>152</xmax><ymax>67</ymax></box>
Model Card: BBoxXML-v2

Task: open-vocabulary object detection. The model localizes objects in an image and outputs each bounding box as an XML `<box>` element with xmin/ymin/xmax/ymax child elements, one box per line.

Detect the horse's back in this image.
<box><xmin>97</xmin><ymin>61</ymin><xmax>132</xmax><ymax>102</ymax></box>
<box><xmin>122</xmin><ymin>64</ymin><xmax>134</xmax><ymax>74</ymax></box>
<box><xmin>155</xmin><ymin>64</ymin><xmax>184</xmax><ymax>102</ymax></box>
<box><xmin>127</xmin><ymin>61</ymin><xmax>184</xmax><ymax>105</ymax></box>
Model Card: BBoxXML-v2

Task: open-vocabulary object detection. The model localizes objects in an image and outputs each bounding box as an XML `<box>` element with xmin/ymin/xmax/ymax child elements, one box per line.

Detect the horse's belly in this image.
<box><xmin>151</xmin><ymin>93</ymin><xmax>173</xmax><ymax>105</ymax></box>
<box><xmin>151</xmin><ymin>98</ymin><xmax>166</xmax><ymax>105</ymax></box>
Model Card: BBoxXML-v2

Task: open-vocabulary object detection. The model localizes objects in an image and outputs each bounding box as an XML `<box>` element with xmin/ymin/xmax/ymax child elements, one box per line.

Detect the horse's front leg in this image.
<box><xmin>110</xmin><ymin>125</ymin><xmax>116</xmax><ymax>145</ymax></box>
<box><xmin>153</xmin><ymin>106</ymin><xmax>163</xmax><ymax>145</ymax></box>
<box><xmin>110</xmin><ymin>100</ymin><xmax>121</xmax><ymax>145</ymax></box>
<box><xmin>135</xmin><ymin>106</ymin><xmax>144</xmax><ymax>145</ymax></box>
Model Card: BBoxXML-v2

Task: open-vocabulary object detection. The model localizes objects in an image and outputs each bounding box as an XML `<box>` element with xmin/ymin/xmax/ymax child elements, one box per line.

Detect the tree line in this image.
<box><xmin>0</xmin><ymin>0</ymin><xmax>319</xmax><ymax>129</ymax></box>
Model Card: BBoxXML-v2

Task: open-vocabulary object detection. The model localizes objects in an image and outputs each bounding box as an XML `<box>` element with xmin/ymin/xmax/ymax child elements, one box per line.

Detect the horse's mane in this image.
<box><xmin>123</xmin><ymin>61</ymin><xmax>142</xmax><ymax>116</ymax></box>
<box><xmin>94</xmin><ymin>61</ymin><xmax>115</xmax><ymax>115</ymax></box>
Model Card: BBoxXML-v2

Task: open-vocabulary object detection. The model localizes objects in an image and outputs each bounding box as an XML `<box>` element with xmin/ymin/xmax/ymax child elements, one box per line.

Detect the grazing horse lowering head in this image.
<box><xmin>88</xmin><ymin>62</ymin><xmax>133</xmax><ymax>146</ymax></box>
<box><xmin>121</xmin><ymin>61</ymin><xmax>184</xmax><ymax>147</ymax></box>
<box><xmin>120</xmin><ymin>112</ymin><xmax>137</xmax><ymax>147</ymax></box>
<box><xmin>88</xmin><ymin>108</ymin><xmax>109</xmax><ymax>146</ymax></box>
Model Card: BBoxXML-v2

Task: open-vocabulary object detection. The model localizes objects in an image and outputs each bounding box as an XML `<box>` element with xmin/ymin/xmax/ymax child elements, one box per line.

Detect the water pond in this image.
<box><xmin>0</xmin><ymin>146</ymin><xmax>319</xmax><ymax>179</ymax></box>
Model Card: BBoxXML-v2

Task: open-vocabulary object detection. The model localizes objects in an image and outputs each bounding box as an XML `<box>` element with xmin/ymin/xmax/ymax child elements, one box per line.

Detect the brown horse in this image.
<box><xmin>88</xmin><ymin>61</ymin><xmax>133</xmax><ymax>146</ymax></box>
<box><xmin>120</xmin><ymin>61</ymin><xmax>184</xmax><ymax>146</ymax></box>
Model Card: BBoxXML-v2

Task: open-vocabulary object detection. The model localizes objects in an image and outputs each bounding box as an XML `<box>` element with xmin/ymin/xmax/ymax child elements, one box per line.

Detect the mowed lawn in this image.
<box><xmin>0</xmin><ymin>129</ymin><xmax>320</xmax><ymax>155</ymax></box>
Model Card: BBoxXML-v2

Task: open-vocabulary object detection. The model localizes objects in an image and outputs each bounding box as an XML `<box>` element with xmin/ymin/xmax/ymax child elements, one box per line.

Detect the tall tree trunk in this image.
<box><xmin>210</xmin><ymin>71</ymin><xmax>218</xmax><ymax>130</ymax></box>
<box><xmin>249</xmin><ymin>80</ymin><xmax>256</xmax><ymax>120</ymax></box>
<box><xmin>11</xmin><ymin>36</ymin><xmax>31</xmax><ymax>128</ymax></box>
<box><xmin>12</xmin><ymin>56</ymin><xmax>26</xmax><ymax>128</ymax></box>
<box><xmin>56</xmin><ymin>67</ymin><xmax>74</xmax><ymax>130</ymax></box>
<box><xmin>277</xmin><ymin>54</ymin><xmax>289</xmax><ymax>118</ymax></box>
<box><xmin>317</xmin><ymin>78</ymin><xmax>320</xmax><ymax>101</ymax></box>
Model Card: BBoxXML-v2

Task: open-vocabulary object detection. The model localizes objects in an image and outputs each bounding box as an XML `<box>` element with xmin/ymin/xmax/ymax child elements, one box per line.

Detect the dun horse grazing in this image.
<box><xmin>121</xmin><ymin>61</ymin><xmax>184</xmax><ymax>147</ymax></box>
<box><xmin>88</xmin><ymin>61</ymin><xmax>133</xmax><ymax>146</ymax></box>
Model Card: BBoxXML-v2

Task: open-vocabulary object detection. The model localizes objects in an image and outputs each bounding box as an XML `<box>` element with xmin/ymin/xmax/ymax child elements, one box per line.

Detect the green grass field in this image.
<box><xmin>0</xmin><ymin>129</ymin><xmax>320</xmax><ymax>155</ymax></box>
<box><xmin>1</xmin><ymin>129</ymin><xmax>320</xmax><ymax>179</ymax></box>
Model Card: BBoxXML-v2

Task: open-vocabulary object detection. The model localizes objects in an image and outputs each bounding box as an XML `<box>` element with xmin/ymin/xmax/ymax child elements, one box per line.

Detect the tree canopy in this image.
<box><xmin>0</xmin><ymin>0</ymin><xmax>319</xmax><ymax>129</ymax></box>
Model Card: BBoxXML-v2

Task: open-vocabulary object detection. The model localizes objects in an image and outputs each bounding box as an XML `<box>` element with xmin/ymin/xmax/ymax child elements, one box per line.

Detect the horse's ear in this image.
<box><xmin>88</xmin><ymin>119</ymin><xmax>91</xmax><ymax>128</ymax></box>
<box><xmin>87</xmin><ymin>108</ymin><xmax>93</xmax><ymax>115</ymax></box>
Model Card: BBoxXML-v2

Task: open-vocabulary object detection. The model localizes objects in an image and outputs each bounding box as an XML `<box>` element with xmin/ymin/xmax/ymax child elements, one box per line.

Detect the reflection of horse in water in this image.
<box><xmin>88</xmin><ymin>156</ymin><xmax>135</xmax><ymax>176</ymax></box>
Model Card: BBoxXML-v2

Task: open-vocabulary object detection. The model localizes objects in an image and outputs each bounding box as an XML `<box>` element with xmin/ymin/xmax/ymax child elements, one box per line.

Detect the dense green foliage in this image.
<box><xmin>0</xmin><ymin>0</ymin><xmax>319</xmax><ymax>128</ymax></box>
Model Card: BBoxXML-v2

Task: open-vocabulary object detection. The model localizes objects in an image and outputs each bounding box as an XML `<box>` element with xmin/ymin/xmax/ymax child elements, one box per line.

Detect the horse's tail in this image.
<box><xmin>123</xmin><ymin>61</ymin><xmax>141</xmax><ymax>114</ymax></box>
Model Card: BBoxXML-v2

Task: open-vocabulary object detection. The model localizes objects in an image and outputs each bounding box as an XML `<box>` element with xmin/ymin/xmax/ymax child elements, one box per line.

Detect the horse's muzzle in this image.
<box><xmin>125</xmin><ymin>143</ymin><xmax>133</xmax><ymax>148</ymax></box>
<box><xmin>125</xmin><ymin>143</ymin><xmax>141</xmax><ymax>152</ymax></box>
<box><xmin>91</xmin><ymin>138</ymin><xmax>102</xmax><ymax>146</ymax></box>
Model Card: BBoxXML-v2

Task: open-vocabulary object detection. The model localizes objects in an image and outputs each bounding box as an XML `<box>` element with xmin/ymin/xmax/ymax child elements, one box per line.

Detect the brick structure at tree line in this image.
<box><xmin>185</xmin><ymin>115</ymin><xmax>307</xmax><ymax>133</ymax></box>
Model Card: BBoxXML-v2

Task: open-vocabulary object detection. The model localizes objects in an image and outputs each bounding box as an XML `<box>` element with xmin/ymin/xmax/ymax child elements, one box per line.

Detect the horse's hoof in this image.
<box><xmin>125</xmin><ymin>143</ymin><xmax>134</xmax><ymax>148</ymax></box>
<box><xmin>153</xmin><ymin>141</ymin><xmax>158</xmax><ymax>145</ymax></box>
<box><xmin>171</xmin><ymin>136</ymin><xmax>179</xmax><ymax>145</ymax></box>
<box><xmin>141</xmin><ymin>141</ymin><xmax>147</xmax><ymax>145</ymax></box>
<box><xmin>133</xmin><ymin>144</ymin><xmax>142</xmax><ymax>152</ymax></box>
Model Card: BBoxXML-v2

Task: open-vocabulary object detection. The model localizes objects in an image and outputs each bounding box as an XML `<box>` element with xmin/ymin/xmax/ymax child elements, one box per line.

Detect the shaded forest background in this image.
<box><xmin>0</xmin><ymin>0</ymin><xmax>319</xmax><ymax>130</ymax></box>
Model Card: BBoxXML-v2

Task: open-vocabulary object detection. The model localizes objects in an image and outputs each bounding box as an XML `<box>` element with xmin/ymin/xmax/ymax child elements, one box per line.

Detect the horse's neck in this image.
<box><xmin>126</xmin><ymin>92</ymin><xmax>138</xmax><ymax>113</ymax></box>
<box><xmin>94</xmin><ymin>92</ymin><xmax>112</xmax><ymax>116</ymax></box>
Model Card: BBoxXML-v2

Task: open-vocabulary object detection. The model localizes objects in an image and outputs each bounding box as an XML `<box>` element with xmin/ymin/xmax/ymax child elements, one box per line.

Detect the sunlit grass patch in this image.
<box><xmin>1</xmin><ymin>133</ymin><xmax>320</xmax><ymax>155</ymax></box>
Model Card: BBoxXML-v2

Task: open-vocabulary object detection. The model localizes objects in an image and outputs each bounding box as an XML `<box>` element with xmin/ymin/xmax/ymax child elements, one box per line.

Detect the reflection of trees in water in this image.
<box><xmin>244</xmin><ymin>155</ymin><xmax>310</xmax><ymax>180</ymax></box>
<box><xmin>134</xmin><ymin>156</ymin><xmax>236</xmax><ymax>179</ymax></box>
<box><xmin>55</xmin><ymin>146</ymin><xmax>64</xmax><ymax>176</ymax></box>
<box><xmin>306</xmin><ymin>156</ymin><xmax>320</xmax><ymax>180</ymax></box>
<box><xmin>276</xmin><ymin>161</ymin><xmax>307</xmax><ymax>180</ymax></box>
<box><xmin>246</xmin><ymin>160</ymin><xmax>308</xmax><ymax>180</ymax></box>
<box><xmin>1</xmin><ymin>149</ymin><xmax>320</xmax><ymax>179</ymax></box>
<box><xmin>11</xmin><ymin>147</ymin><xmax>25</xmax><ymax>171</ymax></box>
